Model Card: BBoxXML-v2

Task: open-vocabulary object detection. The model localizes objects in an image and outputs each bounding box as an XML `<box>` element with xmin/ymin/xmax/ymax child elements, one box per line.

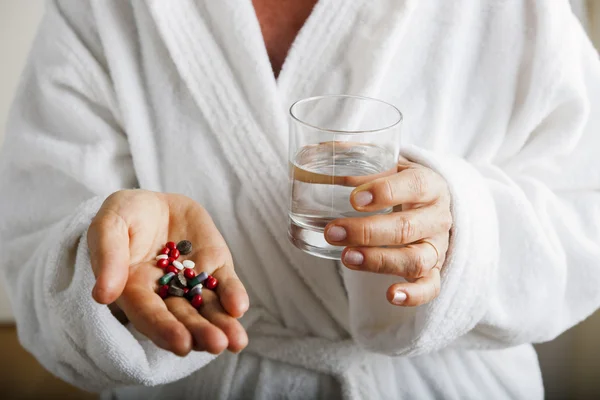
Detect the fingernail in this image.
<box><xmin>326</xmin><ymin>226</ymin><xmax>347</xmax><ymax>242</ymax></box>
<box><xmin>392</xmin><ymin>291</ymin><xmax>407</xmax><ymax>305</ymax></box>
<box><xmin>353</xmin><ymin>191</ymin><xmax>373</xmax><ymax>207</ymax></box>
<box><xmin>343</xmin><ymin>250</ymin><xmax>364</xmax><ymax>265</ymax></box>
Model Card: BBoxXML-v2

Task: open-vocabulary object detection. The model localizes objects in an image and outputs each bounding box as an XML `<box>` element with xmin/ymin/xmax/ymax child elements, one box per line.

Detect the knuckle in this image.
<box><xmin>440</xmin><ymin>210</ymin><xmax>453</xmax><ymax>232</ymax></box>
<box><xmin>408</xmin><ymin>251</ymin><xmax>428</xmax><ymax>278</ymax></box>
<box><xmin>377</xmin><ymin>179</ymin><xmax>396</xmax><ymax>204</ymax></box>
<box><xmin>164</xmin><ymin>323</ymin><xmax>186</xmax><ymax>343</ymax></box>
<box><xmin>437</xmin><ymin>251</ymin><xmax>447</xmax><ymax>268</ymax></box>
<box><xmin>373</xmin><ymin>251</ymin><xmax>388</xmax><ymax>274</ymax></box>
<box><xmin>361</xmin><ymin>223</ymin><xmax>373</xmax><ymax>245</ymax></box>
<box><xmin>87</xmin><ymin>219</ymin><xmax>100</xmax><ymax>244</ymax></box>
<box><xmin>408</xmin><ymin>169</ymin><xmax>429</xmax><ymax>196</ymax></box>
<box><xmin>431</xmin><ymin>277</ymin><xmax>441</xmax><ymax>299</ymax></box>
<box><xmin>106</xmin><ymin>189</ymin><xmax>125</xmax><ymax>200</ymax></box>
<box><xmin>104</xmin><ymin>189</ymin><xmax>135</xmax><ymax>208</ymax></box>
<box><xmin>92</xmin><ymin>209</ymin><xmax>127</xmax><ymax>233</ymax></box>
<box><xmin>395</xmin><ymin>216</ymin><xmax>415</xmax><ymax>244</ymax></box>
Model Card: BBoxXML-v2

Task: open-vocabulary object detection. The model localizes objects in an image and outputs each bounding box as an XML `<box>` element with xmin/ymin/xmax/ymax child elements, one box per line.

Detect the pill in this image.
<box><xmin>159</xmin><ymin>272</ymin><xmax>175</xmax><ymax>285</ymax></box>
<box><xmin>184</xmin><ymin>268</ymin><xmax>196</xmax><ymax>280</ymax></box>
<box><xmin>158</xmin><ymin>284</ymin><xmax>169</xmax><ymax>299</ymax></box>
<box><xmin>170</xmin><ymin>249</ymin><xmax>180</xmax><ymax>259</ymax></box>
<box><xmin>157</xmin><ymin>258</ymin><xmax>169</xmax><ymax>269</ymax></box>
<box><xmin>172</xmin><ymin>260</ymin><xmax>184</xmax><ymax>270</ymax></box>
<box><xmin>160</xmin><ymin>247</ymin><xmax>170</xmax><ymax>255</ymax></box>
<box><xmin>155</xmin><ymin>254</ymin><xmax>168</xmax><ymax>260</ymax></box>
<box><xmin>174</xmin><ymin>272</ymin><xmax>187</xmax><ymax>288</ymax></box>
<box><xmin>205</xmin><ymin>276</ymin><xmax>218</xmax><ymax>290</ymax></box>
<box><xmin>182</xmin><ymin>260</ymin><xmax>195</xmax><ymax>269</ymax></box>
<box><xmin>197</xmin><ymin>272</ymin><xmax>208</xmax><ymax>282</ymax></box>
<box><xmin>176</xmin><ymin>240</ymin><xmax>193</xmax><ymax>255</ymax></box>
<box><xmin>166</xmin><ymin>242</ymin><xmax>176</xmax><ymax>249</ymax></box>
<box><xmin>187</xmin><ymin>276</ymin><xmax>203</xmax><ymax>288</ymax></box>
<box><xmin>189</xmin><ymin>284</ymin><xmax>203</xmax><ymax>297</ymax></box>
<box><xmin>166</xmin><ymin>265</ymin><xmax>179</xmax><ymax>275</ymax></box>
<box><xmin>191</xmin><ymin>294</ymin><xmax>203</xmax><ymax>308</ymax></box>
<box><xmin>168</xmin><ymin>285</ymin><xmax>185</xmax><ymax>297</ymax></box>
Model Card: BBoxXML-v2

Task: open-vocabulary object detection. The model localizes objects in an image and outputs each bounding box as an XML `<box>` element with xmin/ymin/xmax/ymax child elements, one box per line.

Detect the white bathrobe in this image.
<box><xmin>1</xmin><ymin>0</ymin><xmax>599</xmax><ymax>398</ymax></box>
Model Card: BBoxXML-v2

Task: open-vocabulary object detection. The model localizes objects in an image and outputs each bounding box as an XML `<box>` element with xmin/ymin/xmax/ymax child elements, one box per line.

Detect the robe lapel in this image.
<box><xmin>147</xmin><ymin>0</ymin><xmax>351</xmax><ymax>332</ymax></box>
<box><xmin>279</xmin><ymin>0</ymin><xmax>418</xmax><ymax>105</ymax></box>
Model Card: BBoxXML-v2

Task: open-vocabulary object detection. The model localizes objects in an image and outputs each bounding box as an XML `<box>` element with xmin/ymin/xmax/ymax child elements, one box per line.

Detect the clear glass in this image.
<box><xmin>288</xmin><ymin>95</ymin><xmax>403</xmax><ymax>259</ymax></box>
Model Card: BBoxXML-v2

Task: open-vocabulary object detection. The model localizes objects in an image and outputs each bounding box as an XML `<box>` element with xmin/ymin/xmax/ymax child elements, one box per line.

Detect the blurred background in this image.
<box><xmin>1</xmin><ymin>1</ymin><xmax>600</xmax><ymax>399</ymax></box>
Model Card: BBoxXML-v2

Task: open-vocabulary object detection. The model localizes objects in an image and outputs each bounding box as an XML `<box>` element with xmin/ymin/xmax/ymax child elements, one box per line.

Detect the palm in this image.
<box><xmin>90</xmin><ymin>190</ymin><xmax>249</xmax><ymax>356</ymax></box>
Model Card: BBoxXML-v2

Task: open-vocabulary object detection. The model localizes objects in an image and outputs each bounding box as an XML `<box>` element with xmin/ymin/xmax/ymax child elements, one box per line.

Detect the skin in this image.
<box><xmin>89</xmin><ymin>191</ymin><xmax>249</xmax><ymax>356</ymax></box>
<box><xmin>325</xmin><ymin>157</ymin><xmax>452</xmax><ymax>306</ymax></box>
<box><xmin>252</xmin><ymin>0</ymin><xmax>319</xmax><ymax>77</ymax></box>
<box><xmin>90</xmin><ymin>1</ymin><xmax>452</xmax><ymax>356</ymax></box>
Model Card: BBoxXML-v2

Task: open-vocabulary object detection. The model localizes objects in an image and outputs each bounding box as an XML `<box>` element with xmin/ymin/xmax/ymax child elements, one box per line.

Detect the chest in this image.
<box><xmin>252</xmin><ymin>0</ymin><xmax>319</xmax><ymax>76</ymax></box>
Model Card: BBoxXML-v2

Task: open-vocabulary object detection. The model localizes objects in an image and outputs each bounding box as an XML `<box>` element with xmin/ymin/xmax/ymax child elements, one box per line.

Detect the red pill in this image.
<box><xmin>205</xmin><ymin>276</ymin><xmax>218</xmax><ymax>290</ymax></box>
<box><xmin>167</xmin><ymin>257</ymin><xmax>175</xmax><ymax>264</ymax></box>
<box><xmin>170</xmin><ymin>248</ymin><xmax>180</xmax><ymax>259</ymax></box>
<box><xmin>166</xmin><ymin>241</ymin><xmax>176</xmax><ymax>249</ymax></box>
<box><xmin>184</xmin><ymin>269</ymin><xmax>196</xmax><ymax>279</ymax></box>
<box><xmin>191</xmin><ymin>294</ymin><xmax>203</xmax><ymax>308</ymax></box>
<box><xmin>157</xmin><ymin>259</ymin><xmax>169</xmax><ymax>269</ymax></box>
<box><xmin>184</xmin><ymin>287</ymin><xmax>190</xmax><ymax>295</ymax></box>
<box><xmin>166</xmin><ymin>265</ymin><xmax>179</xmax><ymax>275</ymax></box>
<box><xmin>158</xmin><ymin>284</ymin><xmax>169</xmax><ymax>299</ymax></box>
<box><xmin>160</xmin><ymin>247</ymin><xmax>170</xmax><ymax>255</ymax></box>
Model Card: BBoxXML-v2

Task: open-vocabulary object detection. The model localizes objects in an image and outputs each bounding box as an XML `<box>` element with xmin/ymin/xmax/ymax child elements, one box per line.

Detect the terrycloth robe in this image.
<box><xmin>1</xmin><ymin>0</ymin><xmax>600</xmax><ymax>398</ymax></box>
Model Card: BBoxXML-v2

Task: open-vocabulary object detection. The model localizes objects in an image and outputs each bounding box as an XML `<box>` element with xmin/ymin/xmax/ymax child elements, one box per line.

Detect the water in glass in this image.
<box><xmin>289</xmin><ymin>142</ymin><xmax>396</xmax><ymax>259</ymax></box>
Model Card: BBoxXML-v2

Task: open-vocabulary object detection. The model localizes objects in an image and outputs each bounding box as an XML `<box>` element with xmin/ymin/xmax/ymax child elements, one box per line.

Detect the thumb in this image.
<box><xmin>88</xmin><ymin>209</ymin><xmax>130</xmax><ymax>304</ymax></box>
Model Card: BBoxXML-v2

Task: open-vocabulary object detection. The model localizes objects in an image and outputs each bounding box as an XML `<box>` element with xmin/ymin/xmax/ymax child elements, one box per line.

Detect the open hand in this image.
<box><xmin>324</xmin><ymin>158</ymin><xmax>452</xmax><ymax>307</ymax></box>
<box><xmin>88</xmin><ymin>190</ymin><xmax>249</xmax><ymax>356</ymax></box>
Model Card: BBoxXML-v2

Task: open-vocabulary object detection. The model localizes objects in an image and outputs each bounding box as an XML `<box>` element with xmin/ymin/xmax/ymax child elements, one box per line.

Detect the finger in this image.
<box><xmin>386</xmin><ymin>267</ymin><xmax>441</xmax><ymax>307</ymax></box>
<box><xmin>165</xmin><ymin>297</ymin><xmax>228</xmax><ymax>354</ymax></box>
<box><xmin>211</xmin><ymin>266</ymin><xmax>249</xmax><ymax>318</ymax></box>
<box><xmin>200</xmin><ymin>290</ymin><xmax>249</xmax><ymax>353</ymax></box>
<box><xmin>341</xmin><ymin>240</ymin><xmax>441</xmax><ymax>279</ymax></box>
<box><xmin>118</xmin><ymin>285</ymin><xmax>192</xmax><ymax>356</ymax></box>
<box><xmin>183</xmin><ymin>230</ymin><xmax>249</xmax><ymax>318</ymax></box>
<box><xmin>325</xmin><ymin>205</ymin><xmax>447</xmax><ymax>246</ymax></box>
<box><xmin>350</xmin><ymin>166</ymin><xmax>447</xmax><ymax>211</ymax></box>
<box><xmin>88</xmin><ymin>209</ymin><xmax>130</xmax><ymax>304</ymax></box>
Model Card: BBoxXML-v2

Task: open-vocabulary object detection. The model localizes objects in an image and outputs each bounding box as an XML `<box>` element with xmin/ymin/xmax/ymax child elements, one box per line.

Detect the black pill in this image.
<box><xmin>176</xmin><ymin>240</ymin><xmax>193</xmax><ymax>255</ymax></box>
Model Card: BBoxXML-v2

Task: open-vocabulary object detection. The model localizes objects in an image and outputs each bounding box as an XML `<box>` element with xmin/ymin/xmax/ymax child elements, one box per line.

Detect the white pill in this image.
<box><xmin>155</xmin><ymin>254</ymin><xmax>169</xmax><ymax>260</ymax></box>
<box><xmin>172</xmin><ymin>260</ymin><xmax>184</xmax><ymax>270</ymax></box>
<box><xmin>182</xmin><ymin>260</ymin><xmax>195</xmax><ymax>269</ymax></box>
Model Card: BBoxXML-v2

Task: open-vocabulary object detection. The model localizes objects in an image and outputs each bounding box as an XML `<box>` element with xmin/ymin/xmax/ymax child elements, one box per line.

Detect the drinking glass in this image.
<box><xmin>288</xmin><ymin>95</ymin><xmax>403</xmax><ymax>259</ymax></box>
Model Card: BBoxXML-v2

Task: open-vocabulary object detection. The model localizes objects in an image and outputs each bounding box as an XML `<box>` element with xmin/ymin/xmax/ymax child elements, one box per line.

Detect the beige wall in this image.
<box><xmin>0</xmin><ymin>0</ymin><xmax>45</xmax><ymax>322</ymax></box>
<box><xmin>0</xmin><ymin>0</ymin><xmax>599</xmax><ymax>397</ymax></box>
<box><xmin>590</xmin><ymin>1</ymin><xmax>600</xmax><ymax>50</ymax></box>
<box><xmin>0</xmin><ymin>1</ymin><xmax>44</xmax><ymax>143</ymax></box>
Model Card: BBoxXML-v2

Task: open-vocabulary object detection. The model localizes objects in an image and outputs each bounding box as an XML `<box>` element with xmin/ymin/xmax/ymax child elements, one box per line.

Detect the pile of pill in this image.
<box><xmin>155</xmin><ymin>240</ymin><xmax>218</xmax><ymax>309</ymax></box>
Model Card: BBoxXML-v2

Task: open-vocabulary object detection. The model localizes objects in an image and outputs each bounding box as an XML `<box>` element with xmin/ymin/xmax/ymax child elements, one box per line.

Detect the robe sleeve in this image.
<box><xmin>345</xmin><ymin>3</ymin><xmax>600</xmax><ymax>355</ymax></box>
<box><xmin>0</xmin><ymin>1</ymin><xmax>214</xmax><ymax>392</ymax></box>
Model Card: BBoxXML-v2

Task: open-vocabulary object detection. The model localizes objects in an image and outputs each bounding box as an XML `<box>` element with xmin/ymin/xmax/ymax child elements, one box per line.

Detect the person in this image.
<box><xmin>1</xmin><ymin>0</ymin><xmax>599</xmax><ymax>399</ymax></box>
